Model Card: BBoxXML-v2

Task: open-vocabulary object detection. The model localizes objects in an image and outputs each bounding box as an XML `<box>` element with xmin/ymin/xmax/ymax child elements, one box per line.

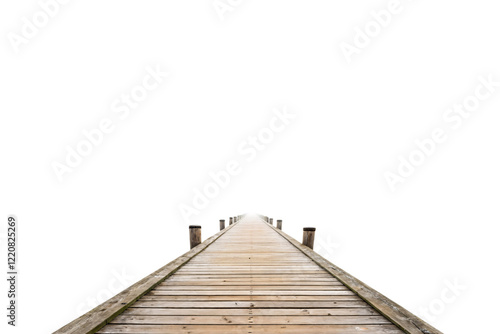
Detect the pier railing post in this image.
<box><xmin>219</xmin><ymin>219</ymin><xmax>225</xmax><ymax>231</ymax></box>
<box><xmin>229</xmin><ymin>217</ymin><xmax>233</xmax><ymax>225</ymax></box>
<box><xmin>302</xmin><ymin>227</ymin><xmax>316</xmax><ymax>249</ymax></box>
<box><xmin>277</xmin><ymin>219</ymin><xmax>282</xmax><ymax>230</ymax></box>
<box><xmin>189</xmin><ymin>225</ymin><xmax>201</xmax><ymax>249</ymax></box>
<box><xmin>269</xmin><ymin>218</ymin><xmax>273</xmax><ymax>225</ymax></box>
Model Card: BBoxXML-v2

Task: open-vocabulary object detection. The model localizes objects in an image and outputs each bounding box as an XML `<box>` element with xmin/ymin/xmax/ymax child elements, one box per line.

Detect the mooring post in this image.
<box><xmin>270</xmin><ymin>218</ymin><xmax>274</xmax><ymax>225</ymax></box>
<box><xmin>302</xmin><ymin>227</ymin><xmax>316</xmax><ymax>249</ymax></box>
<box><xmin>234</xmin><ymin>216</ymin><xmax>237</xmax><ymax>223</ymax></box>
<box><xmin>229</xmin><ymin>217</ymin><xmax>233</xmax><ymax>225</ymax></box>
<box><xmin>219</xmin><ymin>219</ymin><xmax>225</xmax><ymax>231</ymax></box>
<box><xmin>189</xmin><ymin>225</ymin><xmax>201</xmax><ymax>249</ymax></box>
<box><xmin>265</xmin><ymin>216</ymin><xmax>269</xmax><ymax>223</ymax></box>
<box><xmin>277</xmin><ymin>219</ymin><xmax>282</xmax><ymax>230</ymax></box>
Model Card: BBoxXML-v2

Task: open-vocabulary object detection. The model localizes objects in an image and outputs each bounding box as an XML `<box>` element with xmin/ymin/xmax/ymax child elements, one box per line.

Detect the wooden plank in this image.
<box><xmin>131</xmin><ymin>300</ymin><xmax>372</xmax><ymax>308</ymax></box>
<box><xmin>164</xmin><ymin>277</ymin><xmax>340</xmax><ymax>282</ymax></box>
<box><xmin>97</xmin><ymin>324</ymin><xmax>405</xmax><ymax>333</ymax></box>
<box><xmin>139</xmin><ymin>295</ymin><xmax>362</xmax><ymax>301</ymax></box>
<box><xmin>165</xmin><ymin>274</ymin><xmax>336</xmax><ymax>279</ymax></box>
<box><xmin>155</xmin><ymin>285</ymin><xmax>347</xmax><ymax>290</ymax></box>
<box><xmin>160</xmin><ymin>281</ymin><xmax>344</xmax><ymax>286</ymax></box>
<box><xmin>147</xmin><ymin>290</ymin><xmax>355</xmax><ymax>295</ymax></box>
<box><xmin>110</xmin><ymin>315</ymin><xmax>392</xmax><ymax>325</ymax></box>
<box><xmin>173</xmin><ymin>270</ymin><xmax>328</xmax><ymax>273</ymax></box>
<box><xmin>121</xmin><ymin>307</ymin><xmax>381</xmax><ymax>316</ymax></box>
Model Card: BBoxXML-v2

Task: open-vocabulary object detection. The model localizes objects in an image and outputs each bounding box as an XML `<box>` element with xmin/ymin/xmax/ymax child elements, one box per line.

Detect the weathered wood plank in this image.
<box><xmin>121</xmin><ymin>307</ymin><xmax>381</xmax><ymax>316</ymax></box>
<box><xmin>166</xmin><ymin>274</ymin><xmax>336</xmax><ymax>279</ymax></box>
<box><xmin>138</xmin><ymin>295</ymin><xmax>362</xmax><ymax>301</ymax></box>
<box><xmin>110</xmin><ymin>315</ymin><xmax>392</xmax><ymax>325</ymax></box>
<box><xmin>97</xmin><ymin>324</ymin><xmax>405</xmax><ymax>333</ymax></box>
<box><xmin>160</xmin><ymin>281</ymin><xmax>344</xmax><ymax>286</ymax></box>
<box><xmin>130</xmin><ymin>300</ymin><xmax>372</xmax><ymax>308</ymax></box>
<box><xmin>155</xmin><ymin>285</ymin><xmax>348</xmax><ymax>290</ymax></box>
<box><xmin>147</xmin><ymin>290</ymin><xmax>355</xmax><ymax>295</ymax></box>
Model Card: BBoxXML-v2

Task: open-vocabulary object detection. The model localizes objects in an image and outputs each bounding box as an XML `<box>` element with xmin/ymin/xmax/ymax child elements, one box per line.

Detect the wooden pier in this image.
<box><xmin>55</xmin><ymin>215</ymin><xmax>442</xmax><ymax>334</ymax></box>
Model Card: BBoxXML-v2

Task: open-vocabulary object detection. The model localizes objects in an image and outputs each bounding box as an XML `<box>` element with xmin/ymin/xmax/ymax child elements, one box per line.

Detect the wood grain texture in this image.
<box><xmin>302</xmin><ymin>227</ymin><xmax>316</xmax><ymax>249</ymax></box>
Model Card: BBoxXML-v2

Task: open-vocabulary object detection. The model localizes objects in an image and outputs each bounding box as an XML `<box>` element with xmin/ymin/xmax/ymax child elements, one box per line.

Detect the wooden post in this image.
<box><xmin>277</xmin><ymin>219</ymin><xmax>282</xmax><ymax>230</ymax></box>
<box><xmin>302</xmin><ymin>227</ymin><xmax>316</xmax><ymax>249</ymax></box>
<box><xmin>219</xmin><ymin>219</ymin><xmax>225</xmax><ymax>231</ymax></box>
<box><xmin>269</xmin><ymin>218</ymin><xmax>273</xmax><ymax>225</ymax></box>
<box><xmin>189</xmin><ymin>225</ymin><xmax>201</xmax><ymax>249</ymax></box>
<box><xmin>234</xmin><ymin>216</ymin><xmax>237</xmax><ymax>223</ymax></box>
<box><xmin>229</xmin><ymin>217</ymin><xmax>233</xmax><ymax>225</ymax></box>
<box><xmin>265</xmin><ymin>217</ymin><xmax>269</xmax><ymax>223</ymax></box>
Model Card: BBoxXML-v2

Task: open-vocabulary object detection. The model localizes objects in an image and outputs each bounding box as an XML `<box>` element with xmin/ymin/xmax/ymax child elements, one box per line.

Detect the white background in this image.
<box><xmin>1</xmin><ymin>0</ymin><xmax>499</xmax><ymax>333</ymax></box>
